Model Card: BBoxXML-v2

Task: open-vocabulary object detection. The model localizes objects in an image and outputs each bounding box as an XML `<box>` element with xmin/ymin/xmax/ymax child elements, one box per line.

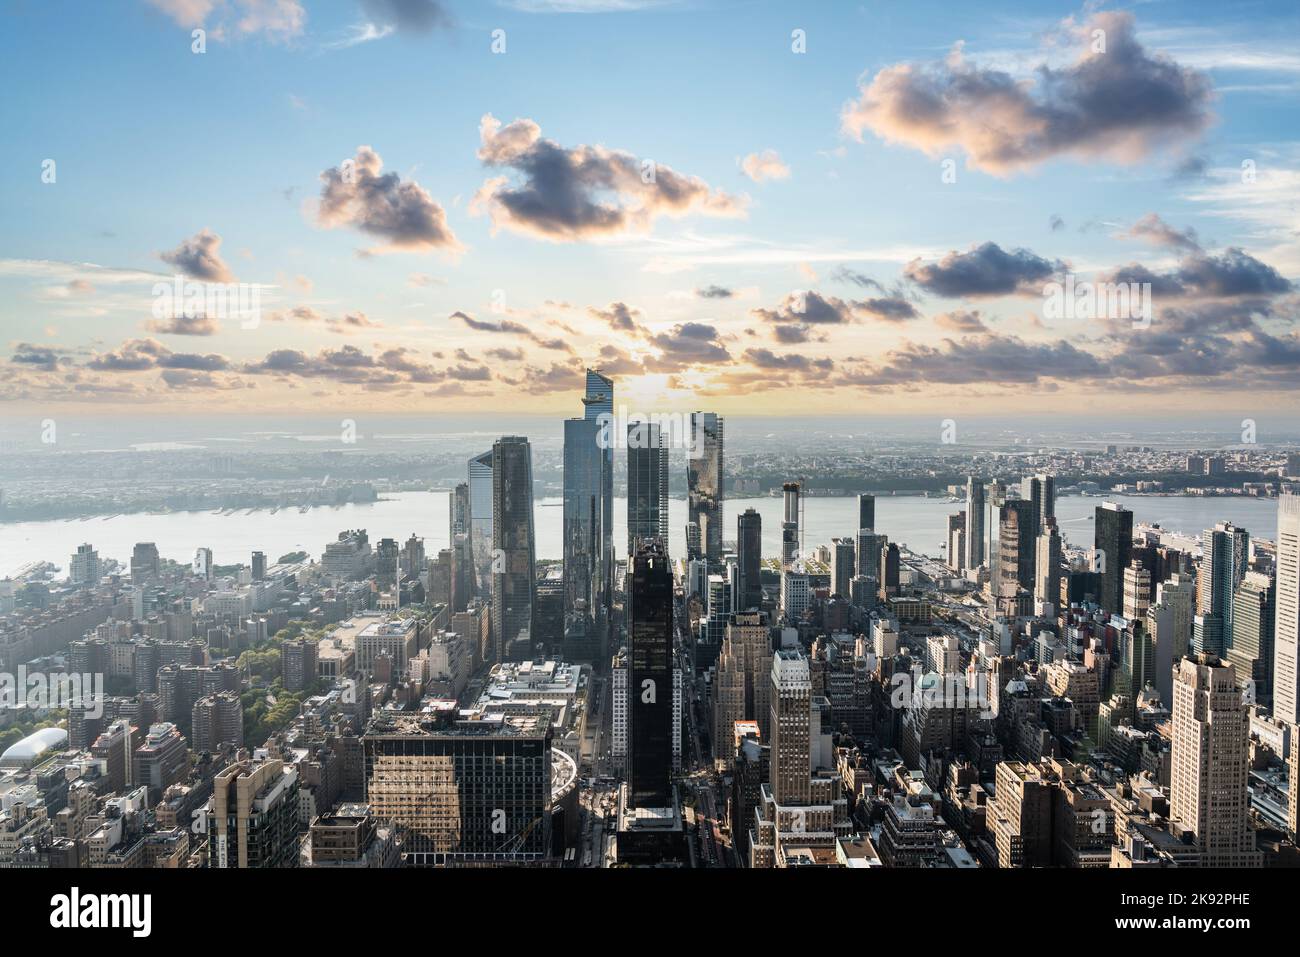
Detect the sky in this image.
<box><xmin>1</xmin><ymin>0</ymin><xmax>1298</xmax><ymax>419</ymax></box>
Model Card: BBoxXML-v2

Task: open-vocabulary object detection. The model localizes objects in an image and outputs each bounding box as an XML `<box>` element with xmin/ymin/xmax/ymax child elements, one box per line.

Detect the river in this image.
<box><xmin>0</xmin><ymin>492</ymin><xmax>1284</xmax><ymax>576</ymax></box>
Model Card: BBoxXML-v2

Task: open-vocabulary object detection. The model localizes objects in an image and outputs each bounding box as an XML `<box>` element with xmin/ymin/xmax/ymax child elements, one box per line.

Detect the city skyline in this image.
<box><xmin>3</xmin><ymin>0</ymin><xmax>1299</xmax><ymax>417</ymax></box>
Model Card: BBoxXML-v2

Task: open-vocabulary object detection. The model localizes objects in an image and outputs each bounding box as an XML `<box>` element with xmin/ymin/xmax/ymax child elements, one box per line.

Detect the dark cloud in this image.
<box><xmin>842</xmin><ymin>11</ymin><xmax>1213</xmax><ymax>175</ymax></box>
<box><xmin>145</xmin><ymin>314</ymin><xmax>221</xmax><ymax>336</ymax></box>
<box><xmin>11</xmin><ymin>344</ymin><xmax>71</xmax><ymax>371</ymax></box>
<box><xmin>588</xmin><ymin>301</ymin><xmax>645</xmax><ymax>334</ymax></box>
<box><xmin>644</xmin><ymin>322</ymin><xmax>731</xmax><ymax>367</ymax></box>
<box><xmin>318</xmin><ymin>146</ymin><xmax>461</xmax><ymax>254</ymax></box>
<box><xmin>1100</xmin><ymin>248</ymin><xmax>1292</xmax><ymax>300</ymax></box>
<box><xmin>857</xmin><ymin>297</ymin><xmax>920</xmax><ymax>323</ymax></box>
<box><xmin>742</xmin><ymin>348</ymin><xmax>834</xmax><ymax>373</ymax></box>
<box><xmin>359</xmin><ymin>0</ymin><xmax>451</xmax><ymax>32</ymax></box>
<box><xmin>696</xmin><ymin>284</ymin><xmax>734</xmax><ymax>300</ymax></box>
<box><xmin>88</xmin><ymin>338</ymin><xmax>230</xmax><ymax>373</ymax></box>
<box><xmin>838</xmin><ymin>334</ymin><xmax>1109</xmax><ymax>388</ymax></box>
<box><xmin>453</xmin><ymin>310</ymin><xmax>575</xmax><ymax>352</ymax></box>
<box><xmin>159</xmin><ymin>229</ymin><xmax>235</xmax><ymax>282</ymax></box>
<box><xmin>904</xmin><ymin>242</ymin><xmax>1063</xmax><ymax>298</ymax></box>
<box><xmin>472</xmin><ymin>114</ymin><xmax>746</xmax><ymax>240</ymax></box>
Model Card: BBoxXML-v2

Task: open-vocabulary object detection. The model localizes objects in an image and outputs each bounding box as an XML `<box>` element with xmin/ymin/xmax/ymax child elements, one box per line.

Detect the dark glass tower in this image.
<box><xmin>687</xmin><ymin>411</ymin><xmax>724</xmax><ymax>566</ymax></box>
<box><xmin>627</xmin><ymin>421</ymin><xmax>669</xmax><ymax>556</ymax></box>
<box><xmin>858</xmin><ymin>493</ymin><xmax>875</xmax><ymax>533</ymax></box>
<box><xmin>468</xmin><ymin>450</ymin><xmax>494</xmax><ymax>593</ymax></box>
<box><xmin>492</xmin><ymin>436</ymin><xmax>535</xmax><ymax>662</ymax></box>
<box><xmin>737</xmin><ymin>507</ymin><xmax>762</xmax><ymax>612</ymax></box>
<box><xmin>562</xmin><ymin>370</ymin><xmax>614</xmax><ymax>661</ymax></box>
<box><xmin>628</xmin><ymin>540</ymin><xmax>674</xmax><ymax>809</ymax></box>
<box><xmin>1095</xmin><ymin>502</ymin><xmax>1133</xmax><ymax>617</ymax></box>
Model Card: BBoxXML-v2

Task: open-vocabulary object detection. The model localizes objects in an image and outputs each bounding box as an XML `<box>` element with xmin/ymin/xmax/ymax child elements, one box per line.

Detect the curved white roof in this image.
<box><xmin>0</xmin><ymin>727</ymin><xmax>68</xmax><ymax>767</ymax></box>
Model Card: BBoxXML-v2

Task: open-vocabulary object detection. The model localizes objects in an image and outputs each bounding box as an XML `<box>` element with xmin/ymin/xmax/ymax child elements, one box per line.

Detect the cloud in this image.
<box><xmin>1100</xmin><ymin>247</ymin><xmax>1291</xmax><ymax>300</ymax></box>
<box><xmin>1120</xmin><ymin>213</ymin><xmax>1202</xmax><ymax>252</ymax></box>
<box><xmin>11</xmin><ymin>344</ymin><xmax>72</xmax><ymax>372</ymax></box>
<box><xmin>145</xmin><ymin>314</ymin><xmax>221</xmax><ymax>336</ymax></box>
<box><xmin>695</xmin><ymin>284</ymin><xmax>734</xmax><ymax>300</ymax></box>
<box><xmin>452</xmin><ymin>310</ymin><xmax>575</xmax><ymax>352</ymax></box>
<box><xmin>933</xmin><ymin>309</ymin><xmax>989</xmax><ymax>333</ymax></box>
<box><xmin>317</xmin><ymin>146</ymin><xmax>461</xmax><ymax>255</ymax></box>
<box><xmin>471</xmin><ymin>113</ymin><xmax>747</xmax><ymax>241</ymax></box>
<box><xmin>841</xmin><ymin>11</ymin><xmax>1214</xmax><ymax>175</ymax></box>
<box><xmin>88</xmin><ymin>338</ymin><xmax>230</xmax><ymax>373</ymax></box>
<box><xmin>145</xmin><ymin>0</ymin><xmax>305</xmax><ymax>41</ymax></box>
<box><xmin>358</xmin><ymin>0</ymin><xmax>451</xmax><ymax>32</ymax></box>
<box><xmin>159</xmin><ymin>229</ymin><xmax>236</xmax><ymax>283</ymax></box>
<box><xmin>740</xmin><ymin>149</ymin><xmax>791</xmax><ymax>183</ymax></box>
<box><xmin>234</xmin><ymin>0</ymin><xmax>304</xmax><ymax>40</ymax></box>
<box><xmin>588</xmin><ymin>301</ymin><xmax>645</xmax><ymax>334</ymax></box>
<box><xmin>838</xmin><ymin>333</ymin><xmax>1109</xmax><ymax>388</ymax></box>
<box><xmin>644</xmin><ymin>322</ymin><xmax>731</xmax><ymax>367</ymax></box>
<box><xmin>903</xmin><ymin>242</ymin><xmax>1062</xmax><ymax>298</ymax></box>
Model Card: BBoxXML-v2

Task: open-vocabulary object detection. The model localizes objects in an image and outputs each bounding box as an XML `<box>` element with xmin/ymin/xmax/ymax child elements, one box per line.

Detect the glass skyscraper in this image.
<box><xmin>562</xmin><ymin>370</ymin><xmax>613</xmax><ymax>661</ymax></box>
<box><xmin>492</xmin><ymin>436</ymin><xmax>535</xmax><ymax>663</ymax></box>
<box><xmin>627</xmin><ymin>420</ymin><xmax>669</xmax><ymax>556</ymax></box>
<box><xmin>468</xmin><ymin>450</ymin><xmax>494</xmax><ymax>593</ymax></box>
<box><xmin>628</xmin><ymin>540</ymin><xmax>674</xmax><ymax>810</ymax></box>
<box><xmin>687</xmin><ymin>411</ymin><xmax>724</xmax><ymax>566</ymax></box>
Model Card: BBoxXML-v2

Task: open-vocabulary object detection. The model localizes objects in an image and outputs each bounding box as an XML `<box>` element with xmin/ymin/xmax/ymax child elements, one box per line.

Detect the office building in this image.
<box><xmin>562</xmin><ymin>370</ymin><xmax>614</xmax><ymax>662</ymax></box>
<box><xmin>687</xmin><ymin>411</ymin><xmax>724</xmax><ymax>566</ymax></box>
<box><xmin>627</xmin><ymin>420</ymin><xmax>669</xmax><ymax>555</ymax></box>
<box><xmin>1169</xmin><ymin>655</ymin><xmax>1260</xmax><ymax>867</ymax></box>
<box><xmin>1095</xmin><ymin>503</ymin><xmax>1133</xmax><ymax>617</ymax></box>
<box><xmin>964</xmin><ymin>478</ymin><xmax>985</xmax><ymax>570</ymax></box>
<box><xmin>69</xmin><ymin>544</ymin><xmax>100</xmax><ymax>586</ymax></box>
<box><xmin>208</xmin><ymin>759</ymin><xmax>301</xmax><ymax>868</ymax></box>
<box><xmin>468</xmin><ymin>450</ymin><xmax>494</xmax><ymax>593</ymax></box>
<box><xmin>1275</xmin><ymin>494</ymin><xmax>1300</xmax><ymax>724</ymax></box>
<box><xmin>736</xmin><ymin>508</ymin><xmax>763</xmax><ymax>612</ymax></box>
<box><xmin>628</xmin><ymin>541</ymin><xmax>674</xmax><ymax>810</ymax></box>
<box><xmin>712</xmin><ymin>611</ymin><xmax>773</xmax><ymax>766</ymax></box>
<box><xmin>493</xmin><ymin>436</ymin><xmax>536</xmax><ymax>662</ymax></box>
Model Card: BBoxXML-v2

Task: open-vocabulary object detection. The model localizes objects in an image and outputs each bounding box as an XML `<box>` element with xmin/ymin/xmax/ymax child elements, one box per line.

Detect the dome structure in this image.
<box><xmin>0</xmin><ymin>727</ymin><xmax>68</xmax><ymax>769</ymax></box>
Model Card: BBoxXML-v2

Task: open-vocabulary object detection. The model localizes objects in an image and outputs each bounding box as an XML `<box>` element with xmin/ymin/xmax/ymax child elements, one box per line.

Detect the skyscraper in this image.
<box><xmin>946</xmin><ymin>513</ymin><xmax>965</xmax><ymax>573</ymax></box>
<box><xmin>1034</xmin><ymin>522</ymin><xmax>1062</xmax><ymax>612</ymax></box>
<box><xmin>1273</xmin><ymin>493</ymin><xmax>1300</xmax><ymax>725</ymax></box>
<box><xmin>627</xmin><ymin>420</ymin><xmax>669</xmax><ymax>555</ymax></box>
<box><xmin>562</xmin><ymin>370</ymin><xmax>614</xmax><ymax>660</ymax></box>
<box><xmin>687</xmin><ymin>411</ymin><xmax>724</xmax><ymax>566</ymax></box>
<box><xmin>628</xmin><ymin>540</ymin><xmax>674</xmax><ymax>810</ymax></box>
<box><xmin>492</xmin><ymin>436</ymin><xmax>535</xmax><ymax>663</ymax></box>
<box><xmin>468</xmin><ymin>450</ymin><xmax>494</xmax><ymax>593</ymax></box>
<box><xmin>712</xmin><ymin>610</ymin><xmax>773</xmax><ymax>767</ymax></box>
<box><xmin>995</xmin><ymin>499</ymin><xmax>1035</xmax><ymax>600</ymax></box>
<box><xmin>1094</xmin><ymin>502</ymin><xmax>1133</xmax><ymax>617</ymax></box>
<box><xmin>964</xmin><ymin>478</ymin><xmax>985</xmax><ymax>570</ymax></box>
<box><xmin>1169</xmin><ymin>655</ymin><xmax>1260</xmax><ymax>867</ymax></box>
<box><xmin>831</xmin><ymin>538</ymin><xmax>856</xmax><ymax>598</ymax></box>
<box><xmin>1197</xmin><ymin>522</ymin><xmax>1249</xmax><ymax>654</ymax></box>
<box><xmin>1227</xmin><ymin>570</ymin><xmax>1275</xmax><ymax>705</ymax></box>
<box><xmin>858</xmin><ymin>493</ymin><xmax>875</xmax><ymax>534</ymax></box>
<box><xmin>69</xmin><ymin>543</ymin><xmax>100</xmax><ymax>586</ymax></box>
<box><xmin>736</xmin><ymin>508</ymin><xmax>762</xmax><ymax>612</ymax></box>
<box><xmin>781</xmin><ymin>481</ymin><xmax>800</xmax><ymax>568</ymax></box>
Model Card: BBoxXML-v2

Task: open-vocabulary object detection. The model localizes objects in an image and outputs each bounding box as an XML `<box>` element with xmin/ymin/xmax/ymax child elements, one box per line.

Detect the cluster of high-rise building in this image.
<box><xmin>5</xmin><ymin>370</ymin><xmax>1300</xmax><ymax>875</ymax></box>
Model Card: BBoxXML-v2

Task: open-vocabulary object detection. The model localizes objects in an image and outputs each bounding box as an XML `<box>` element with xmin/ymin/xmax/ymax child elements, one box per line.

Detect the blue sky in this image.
<box><xmin>1</xmin><ymin>0</ymin><xmax>1298</xmax><ymax>416</ymax></box>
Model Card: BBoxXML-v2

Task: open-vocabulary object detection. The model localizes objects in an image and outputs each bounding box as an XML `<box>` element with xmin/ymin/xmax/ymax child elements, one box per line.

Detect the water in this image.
<box><xmin>0</xmin><ymin>492</ymin><xmax>1284</xmax><ymax>576</ymax></box>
